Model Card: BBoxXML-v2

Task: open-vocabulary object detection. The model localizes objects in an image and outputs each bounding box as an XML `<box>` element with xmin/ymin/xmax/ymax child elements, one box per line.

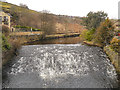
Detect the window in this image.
<box><xmin>4</xmin><ymin>16</ymin><xmax>8</xmax><ymax>25</ymax></box>
<box><xmin>4</xmin><ymin>16</ymin><xmax>8</xmax><ymax>22</ymax></box>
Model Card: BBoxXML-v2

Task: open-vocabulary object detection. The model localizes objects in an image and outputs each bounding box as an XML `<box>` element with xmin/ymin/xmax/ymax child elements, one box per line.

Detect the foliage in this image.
<box><xmin>41</xmin><ymin>13</ymin><xmax>56</xmax><ymax>35</ymax></box>
<box><xmin>1</xmin><ymin>1</ymin><xmax>85</xmax><ymax>35</ymax></box>
<box><xmin>2</xmin><ymin>25</ymin><xmax>10</xmax><ymax>36</ymax></box>
<box><xmin>79</xmin><ymin>29</ymin><xmax>88</xmax><ymax>41</ymax></box>
<box><xmin>2</xmin><ymin>34</ymin><xmax>11</xmax><ymax>51</ymax></box>
<box><xmin>94</xmin><ymin>18</ymin><xmax>114</xmax><ymax>46</ymax></box>
<box><xmin>13</xmin><ymin>25</ymin><xmax>41</xmax><ymax>31</ymax></box>
<box><xmin>80</xmin><ymin>29</ymin><xmax>95</xmax><ymax>41</ymax></box>
<box><xmin>85</xmin><ymin>29</ymin><xmax>96</xmax><ymax>41</ymax></box>
<box><xmin>83</xmin><ymin>11</ymin><xmax>108</xmax><ymax>29</ymax></box>
<box><xmin>110</xmin><ymin>37</ymin><xmax>120</xmax><ymax>52</ymax></box>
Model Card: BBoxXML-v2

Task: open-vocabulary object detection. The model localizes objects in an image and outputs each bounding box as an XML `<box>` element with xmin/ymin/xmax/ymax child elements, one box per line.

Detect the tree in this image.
<box><xmin>41</xmin><ymin>13</ymin><xmax>56</xmax><ymax>35</ymax></box>
<box><xmin>94</xmin><ymin>18</ymin><xmax>114</xmax><ymax>46</ymax></box>
<box><xmin>19</xmin><ymin>3</ymin><xmax>29</xmax><ymax>9</ymax></box>
<box><xmin>83</xmin><ymin>11</ymin><xmax>108</xmax><ymax>29</ymax></box>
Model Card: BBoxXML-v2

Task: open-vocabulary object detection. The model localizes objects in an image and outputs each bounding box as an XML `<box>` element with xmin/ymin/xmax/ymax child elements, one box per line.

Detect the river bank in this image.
<box><xmin>2</xmin><ymin>36</ymin><xmax>119</xmax><ymax>88</ymax></box>
<box><xmin>104</xmin><ymin>45</ymin><xmax>120</xmax><ymax>87</ymax></box>
<box><xmin>83</xmin><ymin>40</ymin><xmax>120</xmax><ymax>87</ymax></box>
<box><xmin>3</xmin><ymin>42</ymin><xmax>118</xmax><ymax>88</ymax></box>
<box><xmin>2</xmin><ymin>34</ymin><xmax>80</xmax><ymax>66</ymax></box>
<box><xmin>2</xmin><ymin>40</ymin><xmax>21</xmax><ymax>66</ymax></box>
<box><xmin>83</xmin><ymin>41</ymin><xmax>120</xmax><ymax>72</ymax></box>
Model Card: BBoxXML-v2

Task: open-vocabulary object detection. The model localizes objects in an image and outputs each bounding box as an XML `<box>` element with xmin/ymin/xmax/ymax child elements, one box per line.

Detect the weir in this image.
<box><xmin>2</xmin><ymin>42</ymin><xmax>118</xmax><ymax>88</ymax></box>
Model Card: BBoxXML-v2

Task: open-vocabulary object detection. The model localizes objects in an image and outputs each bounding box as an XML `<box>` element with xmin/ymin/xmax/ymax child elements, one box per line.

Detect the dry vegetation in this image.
<box><xmin>1</xmin><ymin>1</ymin><xmax>86</xmax><ymax>35</ymax></box>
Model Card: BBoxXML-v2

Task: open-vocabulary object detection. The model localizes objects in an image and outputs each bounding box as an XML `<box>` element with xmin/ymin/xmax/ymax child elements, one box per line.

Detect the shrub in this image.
<box><xmin>2</xmin><ymin>25</ymin><xmax>10</xmax><ymax>36</ymax></box>
<box><xmin>2</xmin><ymin>34</ymin><xmax>11</xmax><ymax>51</ymax></box>
<box><xmin>110</xmin><ymin>37</ymin><xmax>120</xmax><ymax>52</ymax></box>
<box><xmin>79</xmin><ymin>29</ymin><xmax>88</xmax><ymax>41</ymax></box>
<box><xmin>14</xmin><ymin>25</ymin><xmax>29</xmax><ymax>29</ymax></box>
<box><xmin>85</xmin><ymin>28</ymin><xmax>95</xmax><ymax>41</ymax></box>
<box><xmin>13</xmin><ymin>25</ymin><xmax>41</xmax><ymax>31</ymax></box>
<box><xmin>94</xmin><ymin>18</ymin><xmax>114</xmax><ymax>46</ymax></box>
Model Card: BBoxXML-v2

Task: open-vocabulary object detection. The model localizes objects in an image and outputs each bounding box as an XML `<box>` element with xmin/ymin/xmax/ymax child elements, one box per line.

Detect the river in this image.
<box><xmin>2</xmin><ymin>37</ymin><xmax>118</xmax><ymax>88</ymax></box>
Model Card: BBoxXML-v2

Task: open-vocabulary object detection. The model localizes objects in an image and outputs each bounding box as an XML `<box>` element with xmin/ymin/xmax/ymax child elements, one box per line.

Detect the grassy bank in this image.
<box><xmin>104</xmin><ymin>45</ymin><xmax>120</xmax><ymax>87</ymax></box>
<box><xmin>2</xmin><ymin>35</ymin><xmax>21</xmax><ymax>66</ymax></box>
<box><xmin>104</xmin><ymin>45</ymin><xmax>120</xmax><ymax>72</ymax></box>
<box><xmin>83</xmin><ymin>41</ymin><xmax>102</xmax><ymax>47</ymax></box>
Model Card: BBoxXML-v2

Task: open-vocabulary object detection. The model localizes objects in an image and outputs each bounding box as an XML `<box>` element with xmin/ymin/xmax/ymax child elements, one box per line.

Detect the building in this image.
<box><xmin>0</xmin><ymin>11</ymin><xmax>11</xmax><ymax>28</ymax></box>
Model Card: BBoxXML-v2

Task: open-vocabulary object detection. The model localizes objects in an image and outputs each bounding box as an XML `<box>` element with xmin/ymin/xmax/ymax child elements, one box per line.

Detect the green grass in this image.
<box><xmin>0</xmin><ymin>1</ymin><xmax>38</xmax><ymax>14</ymax></box>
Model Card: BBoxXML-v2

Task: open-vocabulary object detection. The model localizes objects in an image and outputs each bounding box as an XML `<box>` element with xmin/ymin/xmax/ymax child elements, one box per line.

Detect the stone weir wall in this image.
<box><xmin>104</xmin><ymin>46</ymin><xmax>120</xmax><ymax>88</ymax></box>
<box><xmin>10</xmin><ymin>32</ymin><xmax>80</xmax><ymax>44</ymax></box>
<box><xmin>104</xmin><ymin>45</ymin><xmax>120</xmax><ymax>73</ymax></box>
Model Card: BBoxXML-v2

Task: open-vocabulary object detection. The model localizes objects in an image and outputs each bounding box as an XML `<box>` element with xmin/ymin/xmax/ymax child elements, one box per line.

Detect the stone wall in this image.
<box><xmin>104</xmin><ymin>45</ymin><xmax>120</xmax><ymax>73</ymax></box>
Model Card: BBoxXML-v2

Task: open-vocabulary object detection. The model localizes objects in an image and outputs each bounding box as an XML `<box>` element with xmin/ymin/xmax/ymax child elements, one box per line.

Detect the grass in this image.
<box><xmin>0</xmin><ymin>1</ymin><xmax>39</xmax><ymax>14</ymax></box>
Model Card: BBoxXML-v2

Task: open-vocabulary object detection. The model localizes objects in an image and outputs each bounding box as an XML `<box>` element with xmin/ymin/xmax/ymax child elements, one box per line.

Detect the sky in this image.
<box><xmin>5</xmin><ymin>0</ymin><xmax>120</xmax><ymax>19</ymax></box>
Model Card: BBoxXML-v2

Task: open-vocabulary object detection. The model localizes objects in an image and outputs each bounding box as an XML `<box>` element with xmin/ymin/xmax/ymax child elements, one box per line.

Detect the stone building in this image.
<box><xmin>0</xmin><ymin>11</ymin><xmax>11</xmax><ymax>29</ymax></box>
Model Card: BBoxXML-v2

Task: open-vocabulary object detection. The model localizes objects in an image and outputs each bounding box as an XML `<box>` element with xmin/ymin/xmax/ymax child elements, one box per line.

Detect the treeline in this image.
<box><xmin>80</xmin><ymin>11</ymin><xmax>120</xmax><ymax>52</ymax></box>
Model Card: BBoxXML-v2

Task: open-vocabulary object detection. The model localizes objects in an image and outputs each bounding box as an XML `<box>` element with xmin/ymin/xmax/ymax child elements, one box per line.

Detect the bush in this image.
<box><xmin>85</xmin><ymin>29</ymin><xmax>95</xmax><ymax>41</ymax></box>
<box><xmin>79</xmin><ymin>29</ymin><xmax>88</xmax><ymax>41</ymax></box>
<box><xmin>2</xmin><ymin>25</ymin><xmax>10</xmax><ymax>36</ymax></box>
<box><xmin>110</xmin><ymin>37</ymin><xmax>120</xmax><ymax>52</ymax></box>
<box><xmin>2</xmin><ymin>34</ymin><xmax>11</xmax><ymax>51</ymax></box>
<box><xmin>13</xmin><ymin>25</ymin><xmax>41</xmax><ymax>31</ymax></box>
<box><xmin>94</xmin><ymin>18</ymin><xmax>114</xmax><ymax>46</ymax></box>
<box><xmin>14</xmin><ymin>25</ymin><xmax>29</xmax><ymax>28</ymax></box>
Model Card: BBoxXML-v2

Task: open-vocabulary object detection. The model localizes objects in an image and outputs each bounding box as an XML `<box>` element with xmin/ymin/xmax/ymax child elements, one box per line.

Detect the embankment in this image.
<box><xmin>3</xmin><ymin>33</ymin><xmax>80</xmax><ymax>65</ymax></box>
<box><xmin>104</xmin><ymin>46</ymin><xmax>119</xmax><ymax>72</ymax></box>
<box><xmin>10</xmin><ymin>33</ymin><xmax>80</xmax><ymax>44</ymax></box>
<box><xmin>83</xmin><ymin>40</ymin><xmax>120</xmax><ymax>86</ymax></box>
<box><xmin>104</xmin><ymin>45</ymin><xmax>120</xmax><ymax>87</ymax></box>
<box><xmin>83</xmin><ymin>41</ymin><xmax>102</xmax><ymax>47</ymax></box>
<box><xmin>44</xmin><ymin>33</ymin><xmax>80</xmax><ymax>39</ymax></box>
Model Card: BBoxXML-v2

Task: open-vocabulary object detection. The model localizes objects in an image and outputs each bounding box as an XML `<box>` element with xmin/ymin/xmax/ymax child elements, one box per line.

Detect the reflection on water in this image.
<box><xmin>25</xmin><ymin>36</ymin><xmax>83</xmax><ymax>45</ymax></box>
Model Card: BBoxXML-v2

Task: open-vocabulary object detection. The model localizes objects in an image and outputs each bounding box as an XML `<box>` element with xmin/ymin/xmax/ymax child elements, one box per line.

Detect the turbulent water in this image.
<box><xmin>3</xmin><ymin>44</ymin><xmax>118</xmax><ymax>88</ymax></box>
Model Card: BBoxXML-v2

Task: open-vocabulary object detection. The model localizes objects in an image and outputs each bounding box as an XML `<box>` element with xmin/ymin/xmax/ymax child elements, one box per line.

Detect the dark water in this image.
<box><xmin>25</xmin><ymin>36</ymin><xmax>83</xmax><ymax>45</ymax></box>
<box><xmin>2</xmin><ymin>37</ymin><xmax>118</xmax><ymax>88</ymax></box>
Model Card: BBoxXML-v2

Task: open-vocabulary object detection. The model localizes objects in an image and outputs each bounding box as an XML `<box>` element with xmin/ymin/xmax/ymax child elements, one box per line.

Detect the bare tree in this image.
<box><xmin>19</xmin><ymin>3</ymin><xmax>29</xmax><ymax>9</ymax></box>
<box><xmin>41</xmin><ymin>12</ymin><xmax>56</xmax><ymax>35</ymax></box>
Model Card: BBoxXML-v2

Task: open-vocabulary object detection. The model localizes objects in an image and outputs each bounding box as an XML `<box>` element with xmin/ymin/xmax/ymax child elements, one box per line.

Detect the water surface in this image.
<box><xmin>2</xmin><ymin>37</ymin><xmax>118</xmax><ymax>88</ymax></box>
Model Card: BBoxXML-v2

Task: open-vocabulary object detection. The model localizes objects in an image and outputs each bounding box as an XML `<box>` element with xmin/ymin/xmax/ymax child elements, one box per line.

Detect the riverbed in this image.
<box><xmin>2</xmin><ymin>37</ymin><xmax>118</xmax><ymax>88</ymax></box>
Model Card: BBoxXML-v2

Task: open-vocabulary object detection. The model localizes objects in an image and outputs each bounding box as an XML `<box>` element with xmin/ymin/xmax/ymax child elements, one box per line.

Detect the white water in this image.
<box><xmin>3</xmin><ymin>44</ymin><xmax>118</xmax><ymax>88</ymax></box>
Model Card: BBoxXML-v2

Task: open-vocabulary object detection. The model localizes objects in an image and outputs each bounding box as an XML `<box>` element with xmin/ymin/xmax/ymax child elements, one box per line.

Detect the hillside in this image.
<box><xmin>0</xmin><ymin>1</ymin><xmax>87</xmax><ymax>34</ymax></box>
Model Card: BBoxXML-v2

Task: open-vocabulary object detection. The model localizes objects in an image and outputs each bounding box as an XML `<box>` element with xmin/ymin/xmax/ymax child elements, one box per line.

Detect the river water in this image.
<box><xmin>2</xmin><ymin>37</ymin><xmax>118</xmax><ymax>88</ymax></box>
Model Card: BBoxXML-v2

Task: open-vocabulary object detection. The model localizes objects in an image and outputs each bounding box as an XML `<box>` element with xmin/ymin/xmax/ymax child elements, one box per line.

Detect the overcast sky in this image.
<box><xmin>5</xmin><ymin>0</ymin><xmax>120</xmax><ymax>19</ymax></box>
